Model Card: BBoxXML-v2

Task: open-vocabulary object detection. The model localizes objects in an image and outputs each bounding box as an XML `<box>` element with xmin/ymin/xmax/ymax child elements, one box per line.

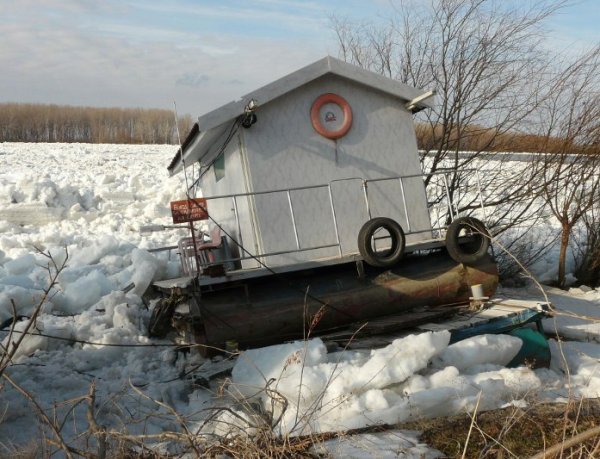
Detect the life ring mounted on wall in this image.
<box><xmin>310</xmin><ymin>93</ymin><xmax>353</xmax><ymax>140</ymax></box>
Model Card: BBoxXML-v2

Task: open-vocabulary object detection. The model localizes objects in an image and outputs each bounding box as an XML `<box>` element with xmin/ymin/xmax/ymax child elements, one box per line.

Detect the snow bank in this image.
<box><xmin>0</xmin><ymin>143</ymin><xmax>187</xmax><ymax>324</ymax></box>
<box><xmin>0</xmin><ymin>143</ymin><xmax>196</xmax><ymax>446</ymax></box>
<box><xmin>431</xmin><ymin>334</ymin><xmax>522</xmax><ymax>370</ymax></box>
<box><xmin>229</xmin><ymin>332</ymin><xmax>546</xmax><ymax>435</ymax></box>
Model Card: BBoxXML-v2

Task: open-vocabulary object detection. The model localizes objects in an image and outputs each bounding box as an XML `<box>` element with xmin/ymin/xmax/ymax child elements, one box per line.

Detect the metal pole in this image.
<box><xmin>442</xmin><ymin>174</ymin><xmax>454</xmax><ymax>221</ymax></box>
<box><xmin>474</xmin><ymin>170</ymin><xmax>487</xmax><ymax>221</ymax></box>
<box><xmin>232</xmin><ymin>196</ymin><xmax>244</xmax><ymax>250</ymax></box>
<box><xmin>189</xmin><ymin>220</ymin><xmax>201</xmax><ymax>274</ymax></box>
<box><xmin>362</xmin><ymin>180</ymin><xmax>372</xmax><ymax>219</ymax></box>
<box><xmin>398</xmin><ymin>177</ymin><xmax>411</xmax><ymax>232</ymax></box>
<box><xmin>286</xmin><ymin>190</ymin><xmax>301</xmax><ymax>250</ymax></box>
<box><xmin>327</xmin><ymin>185</ymin><xmax>343</xmax><ymax>257</ymax></box>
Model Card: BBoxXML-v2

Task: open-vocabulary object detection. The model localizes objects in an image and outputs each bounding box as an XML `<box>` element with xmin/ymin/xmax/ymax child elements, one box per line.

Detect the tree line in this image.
<box><xmin>1</xmin><ymin>102</ymin><xmax>593</xmax><ymax>155</ymax></box>
<box><xmin>415</xmin><ymin>123</ymin><xmax>598</xmax><ymax>156</ymax></box>
<box><xmin>0</xmin><ymin>103</ymin><xmax>194</xmax><ymax>144</ymax></box>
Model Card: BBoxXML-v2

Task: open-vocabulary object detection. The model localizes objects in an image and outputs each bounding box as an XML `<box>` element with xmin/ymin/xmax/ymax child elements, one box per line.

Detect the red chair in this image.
<box><xmin>178</xmin><ymin>227</ymin><xmax>223</xmax><ymax>275</ymax></box>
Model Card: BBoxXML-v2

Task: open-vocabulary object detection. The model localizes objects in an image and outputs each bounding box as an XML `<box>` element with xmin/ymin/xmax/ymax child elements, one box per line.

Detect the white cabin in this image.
<box><xmin>168</xmin><ymin>56</ymin><xmax>435</xmax><ymax>269</ymax></box>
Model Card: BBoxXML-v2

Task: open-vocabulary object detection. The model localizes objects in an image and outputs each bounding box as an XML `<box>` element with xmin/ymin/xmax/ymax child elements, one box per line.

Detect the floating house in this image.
<box><xmin>168</xmin><ymin>56</ymin><xmax>437</xmax><ymax>269</ymax></box>
<box><xmin>157</xmin><ymin>56</ymin><xmax>500</xmax><ymax>350</ymax></box>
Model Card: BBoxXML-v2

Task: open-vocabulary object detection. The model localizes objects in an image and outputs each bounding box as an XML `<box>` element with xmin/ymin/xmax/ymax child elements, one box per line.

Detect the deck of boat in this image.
<box><xmin>153</xmin><ymin>237</ymin><xmax>448</xmax><ymax>290</ymax></box>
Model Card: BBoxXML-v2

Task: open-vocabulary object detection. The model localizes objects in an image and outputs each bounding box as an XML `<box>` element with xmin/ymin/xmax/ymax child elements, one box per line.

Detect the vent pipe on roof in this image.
<box><xmin>405</xmin><ymin>90</ymin><xmax>436</xmax><ymax>113</ymax></box>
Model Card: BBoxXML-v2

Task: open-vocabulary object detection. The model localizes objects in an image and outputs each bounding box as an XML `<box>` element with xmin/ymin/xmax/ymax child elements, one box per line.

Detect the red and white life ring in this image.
<box><xmin>310</xmin><ymin>93</ymin><xmax>353</xmax><ymax>140</ymax></box>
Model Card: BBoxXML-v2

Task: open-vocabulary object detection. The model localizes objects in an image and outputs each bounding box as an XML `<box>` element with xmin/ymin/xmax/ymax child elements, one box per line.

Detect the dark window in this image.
<box><xmin>214</xmin><ymin>153</ymin><xmax>225</xmax><ymax>182</ymax></box>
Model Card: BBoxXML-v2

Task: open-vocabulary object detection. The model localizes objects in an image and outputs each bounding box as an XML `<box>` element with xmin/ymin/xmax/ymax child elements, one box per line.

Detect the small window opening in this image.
<box><xmin>214</xmin><ymin>153</ymin><xmax>225</xmax><ymax>182</ymax></box>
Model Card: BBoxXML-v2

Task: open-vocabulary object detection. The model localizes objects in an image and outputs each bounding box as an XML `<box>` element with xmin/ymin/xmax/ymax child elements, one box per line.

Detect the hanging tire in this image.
<box><xmin>357</xmin><ymin>217</ymin><xmax>406</xmax><ymax>268</ymax></box>
<box><xmin>445</xmin><ymin>216</ymin><xmax>491</xmax><ymax>265</ymax></box>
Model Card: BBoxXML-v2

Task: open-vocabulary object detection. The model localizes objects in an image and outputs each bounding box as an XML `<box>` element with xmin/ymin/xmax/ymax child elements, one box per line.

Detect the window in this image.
<box><xmin>214</xmin><ymin>153</ymin><xmax>225</xmax><ymax>182</ymax></box>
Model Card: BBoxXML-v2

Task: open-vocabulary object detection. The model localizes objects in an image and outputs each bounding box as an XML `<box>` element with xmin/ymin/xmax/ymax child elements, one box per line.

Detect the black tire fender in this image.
<box><xmin>357</xmin><ymin>217</ymin><xmax>406</xmax><ymax>268</ymax></box>
<box><xmin>445</xmin><ymin>216</ymin><xmax>491</xmax><ymax>265</ymax></box>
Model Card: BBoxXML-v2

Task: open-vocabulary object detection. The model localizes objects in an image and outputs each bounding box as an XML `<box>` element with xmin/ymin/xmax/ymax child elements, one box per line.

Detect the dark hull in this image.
<box><xmin>194</xmin><ymin>251</ymin><xmax>498</xmax><ymax>349</ymax></box>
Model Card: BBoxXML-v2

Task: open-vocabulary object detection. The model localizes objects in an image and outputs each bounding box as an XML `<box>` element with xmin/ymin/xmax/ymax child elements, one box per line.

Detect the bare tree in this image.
<box><xmin>332</xmin><ymin>0</ymin><xmax>567</xmax><ymax>232</ymax></box>
<box><xmin>574</xmin><ymin>198</ymin><xmax>600</xmax><ymax>286</ymax></box>
<box><xmin>0</xmin><ymin>248</ymin><xmax>68</xmax><ymax>377</ymax></box>
<box><xmin>537</xmin><ymin>46</ymin><xmax>600</xmax><ymax>287</ymax></box>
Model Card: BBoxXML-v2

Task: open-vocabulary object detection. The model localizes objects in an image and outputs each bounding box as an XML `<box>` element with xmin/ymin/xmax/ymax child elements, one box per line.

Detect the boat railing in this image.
<box><xmin>166</xmin><ymin>169</ymin><xmax>486</xmax><ymax>275</ymax></box>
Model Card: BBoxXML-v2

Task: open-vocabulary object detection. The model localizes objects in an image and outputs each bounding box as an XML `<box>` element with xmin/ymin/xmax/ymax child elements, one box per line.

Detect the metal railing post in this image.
<box><xmin>442</xmin><ymin>173</ymin><xmax>455</xmax><ymax>221</ymax></box>
<box><xmin>327</xmin><ymin>185</ymin><xmax>343</xmax><ymax>257</ymax></box>
<box><xmin>362</xmin><ymin>180</ymin><xmax>372</xmax><ymax>219</ymax></box>
<box><xmin>398</xmin><ymin>177</ymin><xmax>411</xmax><ymax>232</ymax></box>
<box><xmin>474</xmin><ymin>170</ymin><xmax>487</xmax><ymax>221</ymax></box>
<box><xmin>232</xmin><ymin>196</ymin><xmax>243</xmax><ymax>249</ymax></box>
<box><xmin>286</xmin><ymin>190</ymin><xmax>301</xmax><ymax>250</ymax></box>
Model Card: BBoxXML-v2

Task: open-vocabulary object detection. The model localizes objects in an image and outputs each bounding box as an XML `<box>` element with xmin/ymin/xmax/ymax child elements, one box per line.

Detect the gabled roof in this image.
<box><xmin>169</xmin><ymin>55</ymin><xmax>434</xmax><ymax>175</ymax></box>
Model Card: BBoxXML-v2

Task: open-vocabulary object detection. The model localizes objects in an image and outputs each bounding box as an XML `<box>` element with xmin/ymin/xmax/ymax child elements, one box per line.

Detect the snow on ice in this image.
<box><xmin>1</xmin><ymin>143</ymin><xmax>600</xmax><ymax>457</ymax></box>
<box><xmin>227</xmin><ymin>332</ymin><xmax>543</xmax><ymax>436</ymax></box>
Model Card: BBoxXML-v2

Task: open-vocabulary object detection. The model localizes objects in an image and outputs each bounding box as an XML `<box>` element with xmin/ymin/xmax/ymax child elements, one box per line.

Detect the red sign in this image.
<box><xmin>170</xmin><ymin>199</ymin><xmax>208</xmax><ymax>224</ymax></box>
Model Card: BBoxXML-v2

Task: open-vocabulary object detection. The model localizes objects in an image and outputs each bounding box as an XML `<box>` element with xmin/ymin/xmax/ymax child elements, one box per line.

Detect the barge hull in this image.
<box><xmin>193</xmin><ymin>252</ymin><xmax>498</xmax><ymax>349</ymax></box>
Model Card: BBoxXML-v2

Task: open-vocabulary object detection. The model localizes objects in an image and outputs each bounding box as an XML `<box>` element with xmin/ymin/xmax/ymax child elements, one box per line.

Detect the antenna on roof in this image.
<box><xmin>174</xmin><ymin>101</ymin><xmax>202</xmax><ymax>274</ymax></box>
<box><xmin>173</xmin><ymin>101</ymin><xmax>191</xmax><ymax>192</ymax></box>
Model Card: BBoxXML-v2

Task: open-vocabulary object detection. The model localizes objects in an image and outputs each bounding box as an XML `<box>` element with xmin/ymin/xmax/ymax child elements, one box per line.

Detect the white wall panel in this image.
<box><xmin>198</xmin><ymin>131</ymin><xmax>259</xmax><ymax>269</ymax></box>
<box><xmin>241</xmin><ymin>75</ymin><xmax>432</xmax><ymax>266</ymax></box>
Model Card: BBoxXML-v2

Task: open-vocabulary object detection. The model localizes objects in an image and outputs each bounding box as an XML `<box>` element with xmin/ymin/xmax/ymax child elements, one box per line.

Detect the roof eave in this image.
<box><xmin>195</xmin><ymin>56</ymin><xmax>433</xmax><ymax>134</ymax></box>
<box><xmin>168</xmin><ymin>56</ymin><xmax>436</xmax><ymax>175</ymax></box>
<box><xmin>168</xmin><ymin>125</ymin><xmax>203</xmax><ymax>176</ymax></box>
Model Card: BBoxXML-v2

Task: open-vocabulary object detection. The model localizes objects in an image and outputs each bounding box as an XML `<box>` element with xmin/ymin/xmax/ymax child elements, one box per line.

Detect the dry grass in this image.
<box><xmin>402</xmin><ymin>401</ymin><xmax>600</xmax><ymax>458</ymax></box>
<box><xmin>198</xmin><ymin>399</ymin><xmax>600</xmax><ymax>458</ymax></box>
<box><xmin>201</xmin><ymin>433</ymin><xmax>330</xmax><ymax>458</ymax></box>
<box><xmin>4</xmin><ymin>391</ymin><xmax>600</xmax><ymax>458</ymax></box>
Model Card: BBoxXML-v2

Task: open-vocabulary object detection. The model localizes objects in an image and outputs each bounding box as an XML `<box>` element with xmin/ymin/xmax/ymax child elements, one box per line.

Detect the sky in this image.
<box><xmin>0</xmin><ymin>0</ymin><xmax>598</xmax><ymax>118</ymax></box>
